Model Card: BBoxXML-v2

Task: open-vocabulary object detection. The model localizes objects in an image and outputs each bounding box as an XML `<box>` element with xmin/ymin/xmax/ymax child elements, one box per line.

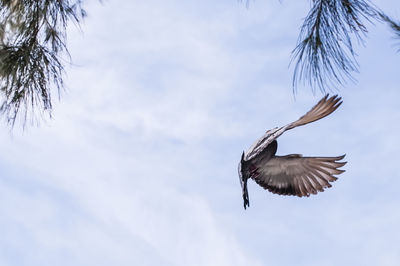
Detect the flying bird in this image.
<box><xmin>238</xmin><ymin>95</ymin><xmax>346</xmax><ymax>209</ymax></box>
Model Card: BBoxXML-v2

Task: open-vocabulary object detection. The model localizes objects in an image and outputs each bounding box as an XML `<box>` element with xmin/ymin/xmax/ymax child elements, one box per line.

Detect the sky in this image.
<box><xmin>1</xmin><ymin>0</ymin><xmax>400</xmax><ymax>265</ymax></box>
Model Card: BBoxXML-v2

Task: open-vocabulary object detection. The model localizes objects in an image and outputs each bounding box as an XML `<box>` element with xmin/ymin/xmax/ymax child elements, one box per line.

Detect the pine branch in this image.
<box><xmin>379</xmin><ymin>13</ymin><xmax>400</xmax><ymax>51</ymax></box>
<box><xmin>291</xmin><ymin>0</ymin><xmax>382</xmax><ymax>93</ymax></box>
<box><xmin>0</xmin><ymin>0</ymin><xmax>86</xmax><ymax>127</ymax></box>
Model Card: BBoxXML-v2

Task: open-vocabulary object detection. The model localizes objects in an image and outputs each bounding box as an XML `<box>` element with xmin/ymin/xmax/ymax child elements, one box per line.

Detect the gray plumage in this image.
<box><xmin>238</xmin><ymin>95</ymin><xmax>346</xmax><ymax>209</ymax></box>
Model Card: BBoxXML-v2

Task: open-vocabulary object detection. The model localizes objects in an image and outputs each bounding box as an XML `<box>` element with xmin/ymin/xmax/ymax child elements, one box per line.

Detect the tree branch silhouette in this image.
<box><xmin>291</xmin><ymin>0</ymin><xmax>400</xmax><ymax>93</ymax></box>
<box><xmin>0</xmin><ymin>0</ymin><xmax>85</xmax><ymax>127</ymax></box>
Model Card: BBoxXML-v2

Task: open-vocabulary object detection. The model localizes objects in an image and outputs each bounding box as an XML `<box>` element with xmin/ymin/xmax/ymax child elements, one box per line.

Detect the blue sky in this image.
<box><xmin>1</xmin><ymin>0</ymin><xmax>400</xmax><ymax>265</ymax></box>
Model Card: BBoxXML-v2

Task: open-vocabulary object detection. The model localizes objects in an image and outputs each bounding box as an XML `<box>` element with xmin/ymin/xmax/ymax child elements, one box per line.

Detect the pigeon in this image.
<box><xmin>238</xmin><ymin>95</ymin><xmax>346</xmax><ymax>209</ymax></box>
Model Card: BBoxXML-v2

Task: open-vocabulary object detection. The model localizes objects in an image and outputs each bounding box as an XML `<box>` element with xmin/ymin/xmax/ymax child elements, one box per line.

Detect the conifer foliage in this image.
<box><xmin>291</xmin><ymin>0</ymin><xmax>400</xmax><ymax>92</ymax></box>
<box><xmin>0</xmin><ymin>1</ymin><xmax>399</xmax><ymax>127</ymax></box>
<box><xmin>0</xmin><ymin>0</ymin><xmax>85</xmax><ymax>126</ymax></box>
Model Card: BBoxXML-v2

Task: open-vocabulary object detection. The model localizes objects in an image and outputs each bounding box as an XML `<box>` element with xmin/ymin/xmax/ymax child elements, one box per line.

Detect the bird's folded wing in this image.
<box><xmin>252</xmin><ymin>155</ymin><xmax>346</xmax><ymax>197</ymax></box>
<box><xmin>244</xmin><ymin>95</ymin><xmax>342</xmax><ymax>161</ymax></box>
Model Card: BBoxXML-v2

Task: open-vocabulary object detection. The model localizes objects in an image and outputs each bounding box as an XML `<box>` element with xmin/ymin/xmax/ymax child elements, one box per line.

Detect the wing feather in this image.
<box><xmin>302</xmin><ymin>176</ymin><xmax>317</xmax><ymax>195</ymax></box>
<box><xmin>252</xmin><ymin>155</ymin><xmax>346</xmax><ymax>197</ymax></box>
<box><xmin>287</xmin><ymin>94</ymin><xmax>342</xmax><ymax>130</ymax></box>
<box><xmin>244</xmin><ymin>95</ymin><xmax>342</xmax><ymax>161</ymax></box>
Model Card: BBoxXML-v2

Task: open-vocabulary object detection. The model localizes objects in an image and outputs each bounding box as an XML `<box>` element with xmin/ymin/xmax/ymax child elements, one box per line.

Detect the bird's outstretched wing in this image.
<box><xmin>251</xmin><ymin>155</ymin><xmax>346</xmax><ymax>196</ymax></box>
<box><xmin>244</xmin><ymin>95</ymin><xmax>342</xmax><ymax>161</ymax></box>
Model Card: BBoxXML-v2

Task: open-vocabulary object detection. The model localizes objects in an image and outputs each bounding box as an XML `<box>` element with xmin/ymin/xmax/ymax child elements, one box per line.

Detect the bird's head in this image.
<box><xmin>239</xmin><ymin>151</ymin><xmax>250</xmax><ymax>209</ymax></box>
<box><xmin>238</xmin><ymin>152</ymin><xmax>246</xmax><ymax>182</ymax></box>
<box><xmin>239</xmin><ymin>151</ymin><xmax>250</xmax><ymax>177</ymax></box>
